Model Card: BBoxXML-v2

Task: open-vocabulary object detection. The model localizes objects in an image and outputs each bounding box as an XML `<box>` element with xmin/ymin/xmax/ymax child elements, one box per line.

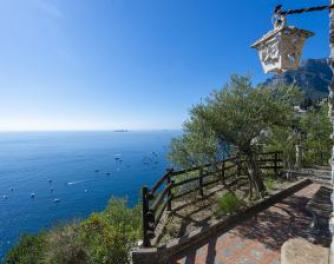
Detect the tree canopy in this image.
<box><xmin>169</xmin><ymin>75</ymin><xmax>302</xmax><ymax>197</ymax></box>
<box><xmin>300</xmin><ymin>103</ymin><xmax>332</xmax><ymax>166</ymax></box>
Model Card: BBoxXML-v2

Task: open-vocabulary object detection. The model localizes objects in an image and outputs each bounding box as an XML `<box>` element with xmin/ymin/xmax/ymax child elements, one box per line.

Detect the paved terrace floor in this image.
<box><xmin>170</xmin><ymin>183</ymin><xmax>329</xmax><ymax>264</ymax></box>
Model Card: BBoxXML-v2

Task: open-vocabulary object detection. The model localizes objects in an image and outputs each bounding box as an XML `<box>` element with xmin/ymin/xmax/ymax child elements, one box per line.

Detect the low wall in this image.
<box><xmin>131</xmin><ymin>178</ymin><xmax>312</xmax><ymax>264</ymax></box>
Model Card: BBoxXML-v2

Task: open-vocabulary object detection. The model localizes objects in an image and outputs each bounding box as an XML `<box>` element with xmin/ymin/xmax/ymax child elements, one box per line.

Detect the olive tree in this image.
<box><xmin>168</xmin><ymin>114</ymin><xmax>220</xmax><ymax>168</ymax></box>
<box><xmin>169</xmin><ymin>75</ymin><xmax>300</xmax><ymax>198</ymax></box>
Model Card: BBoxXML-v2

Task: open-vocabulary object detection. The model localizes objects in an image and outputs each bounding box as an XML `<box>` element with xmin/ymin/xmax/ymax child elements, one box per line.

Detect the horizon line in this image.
<box><xmin>0</xmin><ymin>128</ymin><xmax>182</xmax><ymax>133</ymax></box>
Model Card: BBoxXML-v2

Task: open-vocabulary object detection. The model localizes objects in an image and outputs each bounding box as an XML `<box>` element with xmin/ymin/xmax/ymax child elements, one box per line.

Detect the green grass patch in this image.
<box><xmin>216</xmin><ymin>191</ymin><xmax>242</xmax><ymax>216</ymax></box>
<box><xmin>264</xmin><ymin>177</ymin><xmax>276</xmax><ymax>191</ymax></box>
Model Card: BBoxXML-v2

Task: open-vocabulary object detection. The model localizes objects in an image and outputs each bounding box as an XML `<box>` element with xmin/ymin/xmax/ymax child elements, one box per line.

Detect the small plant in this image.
<box><xmin>264</xmin><ymin>177</ymin><xmax>276</xmax><ymax>191</ymax></box>
<box><xmin>216</xmin><ymin>192</ymin><xmax>242</xmax><ymax>216</ymax></box>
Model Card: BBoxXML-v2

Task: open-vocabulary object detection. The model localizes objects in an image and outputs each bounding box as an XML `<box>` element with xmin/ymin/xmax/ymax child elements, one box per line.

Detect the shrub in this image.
<box><xmin>264</xmin><ymin>177</ymin><xmax>275</xmax><ymax>191</ymax></box>
<box><xmin>4</xmin><ymin>234</ymin><xmax>45</xmax><ymax>264</ymax></box>
<box><xmin>3</xmin><ymin>198</ymin><xmax>141</xmax><ymax>264</ymax></box>
<box><xmin>216</xmin><ymin>192</ymin><xmax>242</xmax><ymax>216</ymax></box>
<box><xmin>43</xmin><ymin>223</ymin><xmax>89</xmax><ymax>264</ymax></box>
<box><xmin>79</xmin><ymin>199</ymin><xmax>142</xmax><ymax>264</ymax></box>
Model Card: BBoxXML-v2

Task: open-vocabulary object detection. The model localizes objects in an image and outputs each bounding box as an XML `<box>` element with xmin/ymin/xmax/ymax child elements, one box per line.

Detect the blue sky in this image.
<box><xmin>0</xmin><ymin>0</ymin><xmax>330</xmax><ymax>131</ymax></box>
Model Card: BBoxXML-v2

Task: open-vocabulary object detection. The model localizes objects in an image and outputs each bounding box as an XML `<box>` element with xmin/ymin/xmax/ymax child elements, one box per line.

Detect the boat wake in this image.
<box><xmin>66</xmin><ymin>180</ymin><xmax>86</xmax><ymax>186</ymax></box>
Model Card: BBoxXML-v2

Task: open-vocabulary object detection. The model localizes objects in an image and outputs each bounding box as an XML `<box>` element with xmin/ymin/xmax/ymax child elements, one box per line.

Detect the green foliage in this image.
<box><xmin>43</xmin><ymin>223</ymin><xmax>88</xmax><ymax>264</ymax></box>
<box><xmin>169</xmin><ymin>75</ymin><xmax>300</xmax><ymax>197</ymax></box>
<box><xmin>263</xmin><ymin>101</ymin><xmax>332</xmax><ymax>168</ymax></box>
<box><xmin>263</xmin><ymin>125</ymin><xmax>298</xmax><ymax>169</ymax></box>
<box><xmin>300</xmin><ymin>103</ymin><xmax>332</xmax><ymax>166</ymax></box>
<box><xmin>168</xmin><ymin>112</ymin><xmax>221</xmax><ymax>168</ymax></box>
<box><xmin>4</xmin><ymin>234</ymin><xmax>46</xmax><ymax>264</ymax></box>
<box><xmin>216</xmin><ymin>192</ymin><xmax>242</xmax><ymax>216</ymax></box>
<box><xmin>261</xmin><ymin>85</ymin><xmax>303</xmax><ymax>169</ymax></box>
<box><xmin>263</xmin><ymin>84</ymin><xmax>303</xmax><ymax>169</ymax></box>
<box><xmin>264</xmin><ymin>177</ymin><xmax>276</xmax><ymax>191</ymax></box>
<box><xmin>78</xmin><ymin>199</ymin><xmax>142</xmax><ymax>264</ymax></box>
<box><xmin>199</xmin><ymin>76</ymin><xmax>299</xmax><ymax>153</ymax></box>
<box><xmin>3</xmin><ymin>198</ymin><xmax>141</xmax><ymax>264</ymax></box>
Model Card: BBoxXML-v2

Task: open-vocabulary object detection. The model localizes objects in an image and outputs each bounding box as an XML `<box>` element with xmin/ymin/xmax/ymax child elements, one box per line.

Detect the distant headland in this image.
<box><xmin>113</xmin><ymin>129</ymin><xmax>129</xmax><ymax>132</ymax></box>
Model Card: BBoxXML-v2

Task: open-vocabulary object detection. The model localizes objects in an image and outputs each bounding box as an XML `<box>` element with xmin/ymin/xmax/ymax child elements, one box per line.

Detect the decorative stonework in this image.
<box><xmin>252</xmin><ymin>18</ymin><xmax>314</xmax><ymax>74</ymax></box>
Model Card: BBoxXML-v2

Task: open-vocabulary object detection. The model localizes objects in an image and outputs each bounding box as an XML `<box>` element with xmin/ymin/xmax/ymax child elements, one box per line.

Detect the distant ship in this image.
<box><xmin>113</xmin><ymin>129</ymin><xmax>128</xmax><ymax>133</ymax></box>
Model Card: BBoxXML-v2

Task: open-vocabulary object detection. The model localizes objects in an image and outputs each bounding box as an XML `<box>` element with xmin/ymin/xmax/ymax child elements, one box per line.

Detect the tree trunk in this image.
<box><xmin>245</xmin><ymin>152</ymin><xmax>266</xmax><ymax>198</ymax></box>
<box><xmin>247</xmin><ymin>174</ymin><xmax>254</xmax><ymax>199</ymax></box>
<box><xmin>295</xmin><ymin>144</ymin><xmax>302</xmax><ymax>170</ymax></box>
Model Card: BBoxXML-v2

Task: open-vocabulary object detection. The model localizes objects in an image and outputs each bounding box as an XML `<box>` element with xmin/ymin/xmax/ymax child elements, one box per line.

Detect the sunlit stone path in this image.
<box><xmin>169</xmin><ymin>183</ymin><xmax>328</xmax><ymax>264</ymax></box>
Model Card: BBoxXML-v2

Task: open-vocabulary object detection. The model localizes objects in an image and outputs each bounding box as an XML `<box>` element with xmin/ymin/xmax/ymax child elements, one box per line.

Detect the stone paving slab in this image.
<box><xmin>169</xmin><ymin>183</ymin><xmax>327</xmax><ymax>264</ymax></box>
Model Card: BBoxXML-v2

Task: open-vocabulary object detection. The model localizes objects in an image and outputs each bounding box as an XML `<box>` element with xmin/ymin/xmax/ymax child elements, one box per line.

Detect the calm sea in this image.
<box><xmin>0</xmin><ymin>130</ymin><xmax>180</xmax><ymax>259</ymax></box>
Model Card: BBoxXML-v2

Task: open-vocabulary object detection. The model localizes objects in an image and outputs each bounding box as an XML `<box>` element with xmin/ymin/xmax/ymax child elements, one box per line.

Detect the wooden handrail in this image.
<box><xmin>151</xmin><ymin>183</ymin><xmax>172</xmax><ymax>212</ymax></box>
<box><xmin>150</xmin><ymin>171</ymin><xmax>170</xmax><ymax>196</ymax></box>
<box><xmin>141</xmin><ymin>151</ymin><xmax>283</xmax><ymax>247</ymax></box>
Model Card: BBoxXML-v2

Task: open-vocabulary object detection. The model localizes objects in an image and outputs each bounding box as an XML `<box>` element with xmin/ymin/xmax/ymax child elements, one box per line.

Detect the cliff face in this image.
<box><xmin>263</xmin><ymin>59</ymin><xmax>332</xmax><ymax>100</ymax></box>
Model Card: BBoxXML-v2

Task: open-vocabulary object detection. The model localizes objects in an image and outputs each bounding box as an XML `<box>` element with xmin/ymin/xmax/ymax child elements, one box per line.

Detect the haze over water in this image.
<box><xmin>0</xmin><ymin>130</ymin><xmax>179</xmax><ymax>259</ymax></box>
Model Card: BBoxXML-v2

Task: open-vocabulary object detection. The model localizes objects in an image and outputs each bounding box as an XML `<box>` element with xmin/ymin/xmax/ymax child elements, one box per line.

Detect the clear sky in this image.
<box><xmin>0</xmin><ymin>0</ymin><xmax>330</xmax><ymax>131</ymax></box>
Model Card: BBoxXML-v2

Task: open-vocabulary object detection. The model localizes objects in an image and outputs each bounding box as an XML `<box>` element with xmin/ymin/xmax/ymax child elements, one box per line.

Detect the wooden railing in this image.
<box><xmin>141</xmin><ymin>151</ymin><xmax>283</xmax><ymax>247</ymax></box>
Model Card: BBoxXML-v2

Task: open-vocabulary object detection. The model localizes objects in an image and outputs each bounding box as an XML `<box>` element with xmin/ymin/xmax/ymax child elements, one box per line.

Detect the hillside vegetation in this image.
<box><xmin>3</xmin><ymin>199</ymin><xmax>141</xmax><ymax>264</ymax></box>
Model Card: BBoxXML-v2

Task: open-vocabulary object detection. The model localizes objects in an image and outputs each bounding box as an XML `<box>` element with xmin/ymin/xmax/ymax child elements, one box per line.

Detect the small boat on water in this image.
<box><xmin>53</xmin><ymin>198</ymin><xmax>60</xmax><ymax>203</ymax></box>
<box><xmin>31</xmin><ymin>192</ymin><xmax>35</xmax><ymax>199</ymax></box>
<box><xmin>114</xmin><ymin>153</ymin><xmax>122</xmax><ymax>162</ymax></box>
<box><xmin>2</xmin><ymin>195</ymin><xmax>8</xmax><ymax>200</ymax></box>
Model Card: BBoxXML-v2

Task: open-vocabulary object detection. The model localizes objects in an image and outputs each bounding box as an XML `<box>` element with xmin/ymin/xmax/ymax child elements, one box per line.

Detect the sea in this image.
<box><xmin>0</xmin><ymin>130</ymin><xmax>180</xmax><ymax>259</ymax></box>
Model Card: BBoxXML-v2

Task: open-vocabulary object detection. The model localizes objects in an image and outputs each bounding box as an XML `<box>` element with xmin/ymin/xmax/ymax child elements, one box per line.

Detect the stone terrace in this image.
<box><xmin>169</xmin><ymin>183</ymin><xmax>330</xmax><ymax>264</ymax></box>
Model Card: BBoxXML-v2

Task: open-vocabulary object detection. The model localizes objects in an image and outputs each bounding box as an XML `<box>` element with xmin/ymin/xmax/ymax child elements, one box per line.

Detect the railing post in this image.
<box><xmin>236</xmin><ymin>154</ymin><xmax>241</xmax><ymax>179</ymax></box>
<box><xmin>274</xmin><ymin>152</ymin><xmax>278</xmax><ymax>177</ymax></box>
<box><xmin>221</xmin><ymin>160</ymin><xmax>225</xmax><ymax>185</ymax></box>
<box><xmin>166</xmin><ymin>169</ymin><xmax>173</xmax><ymax>211</ymax></box>
<box><xmin>199</xmin><ymin>167</ymin><xmax>204</xmax><ymax>197</ymax></box>
<box><xmin>142</xmin><ymin>186</ymin><xmax>151</xmax><ymax>247</ymax></box>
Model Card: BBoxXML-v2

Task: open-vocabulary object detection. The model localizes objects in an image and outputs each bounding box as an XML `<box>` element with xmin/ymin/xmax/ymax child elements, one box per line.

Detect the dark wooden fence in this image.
<box><xmin>141</xmin><ymin>151</ymin><xmax>283</xmax><ymax>247</ymax></box>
